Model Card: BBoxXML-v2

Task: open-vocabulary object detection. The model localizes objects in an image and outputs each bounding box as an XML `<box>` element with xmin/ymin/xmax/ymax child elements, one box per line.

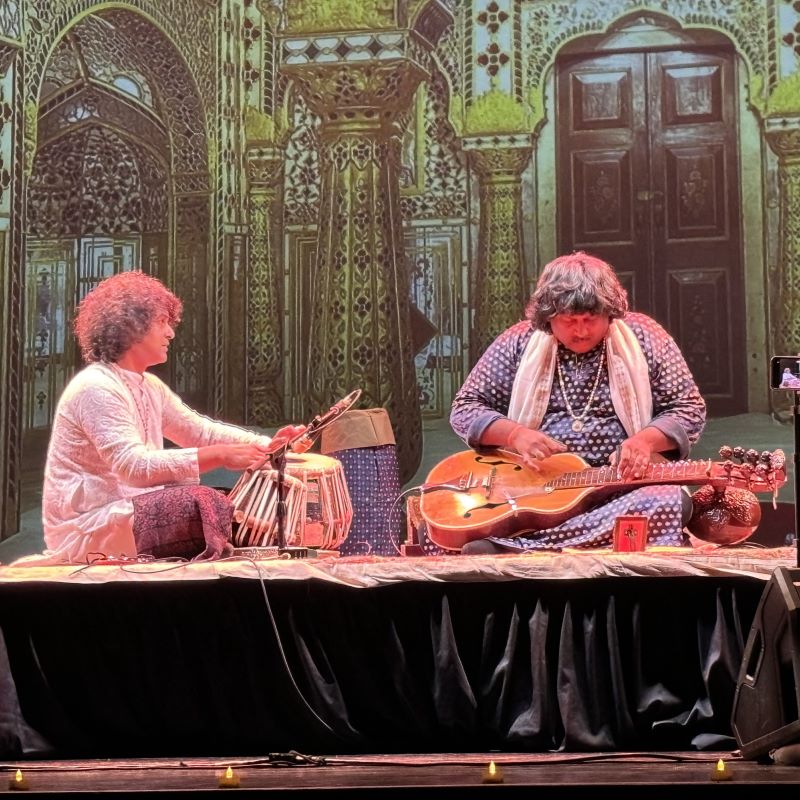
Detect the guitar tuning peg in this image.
<box><xmin>732</xmin><ymin>446</ymin><xmax>745</xmax><ymax>461</ymax></box>
<box><xmin>755</xmin><ymin>463</ymin><xmax>768</xmax><ymax>476</ymax></box>
<box><xmin>745</xmin><ymin>448</ymin><xmax>760</xmax><ymax>465</ymax></box>
<box><xmin>760</xmin><ymin>450</ymin><xmax>773</xmax><ymax>464</ymax></box>
<box><xmin>718</xmin><ymin>445</ymin><xmax>733</xmax><ymax>460</ymax></box>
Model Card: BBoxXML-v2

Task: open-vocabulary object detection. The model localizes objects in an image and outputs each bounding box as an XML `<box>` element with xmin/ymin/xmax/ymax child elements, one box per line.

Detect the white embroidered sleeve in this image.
<box><xmin>76</xmin><ymin>383</ymin><xmax>198</xmax><ymax>487</ymax></box>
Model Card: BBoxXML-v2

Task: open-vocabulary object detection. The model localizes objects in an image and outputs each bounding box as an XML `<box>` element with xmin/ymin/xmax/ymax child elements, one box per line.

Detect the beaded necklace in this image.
<box><xmin>555</xmin><ymin>338</ymin><xmax>606</xmax><ymax>432</ymax></box>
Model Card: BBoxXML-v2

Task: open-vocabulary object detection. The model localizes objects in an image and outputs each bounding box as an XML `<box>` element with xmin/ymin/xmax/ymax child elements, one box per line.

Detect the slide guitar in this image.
<box><xmin>419</xmin><ymin>448</ymin><xmax>786</xmax><ymax>551</ymax></box>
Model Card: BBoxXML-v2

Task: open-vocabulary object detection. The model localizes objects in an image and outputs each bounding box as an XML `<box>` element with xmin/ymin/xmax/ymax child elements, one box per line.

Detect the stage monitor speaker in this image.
<box><xmin>731</xmin><ymin>566</ymin><xmax>800</xmax><ymax>759</ymax></box>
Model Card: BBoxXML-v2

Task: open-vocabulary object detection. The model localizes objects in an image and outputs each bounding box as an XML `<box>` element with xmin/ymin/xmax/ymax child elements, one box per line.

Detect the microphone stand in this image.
<box><xmin>270</xmin><ymin>430</ymin><xmax>313</xmax><ymax>559</ymax></box>
<box><xmin>272</xmin><ymin>443</ymin><xmax>290</xmax><ymax>553</ymax></box>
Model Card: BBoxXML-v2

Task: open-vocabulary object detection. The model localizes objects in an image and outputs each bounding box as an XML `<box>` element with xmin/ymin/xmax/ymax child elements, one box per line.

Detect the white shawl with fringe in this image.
<box><xmin>507</xmin><ymin>319</ymin><xmax>652</xmax><ymax>436</ymax></box>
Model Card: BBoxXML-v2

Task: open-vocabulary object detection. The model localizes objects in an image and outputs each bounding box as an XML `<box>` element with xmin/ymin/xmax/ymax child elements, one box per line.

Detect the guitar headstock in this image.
<box><xmin>710</xmin><ymin>446</ymin><xmax>787</xmax><ymax>493</ymax></box>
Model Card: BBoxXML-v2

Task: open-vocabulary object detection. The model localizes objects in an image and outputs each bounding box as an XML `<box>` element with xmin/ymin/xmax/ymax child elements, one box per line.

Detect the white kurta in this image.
<box><xmin>39</xmin><ymin>362</ymin><xmax>270</xmax><ymax>563</ymax></box>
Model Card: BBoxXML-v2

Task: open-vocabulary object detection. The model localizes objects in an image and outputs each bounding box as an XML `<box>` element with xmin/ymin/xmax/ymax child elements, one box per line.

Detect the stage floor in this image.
<box><xmin>2</xmin><ymin>544</ymin><xmax>797</xmax><ymax>586</ymax></box>
<box><xmin>2</xmin><ymin>752</ymin><xmax>799</xmax><ymax>796</ymax></box>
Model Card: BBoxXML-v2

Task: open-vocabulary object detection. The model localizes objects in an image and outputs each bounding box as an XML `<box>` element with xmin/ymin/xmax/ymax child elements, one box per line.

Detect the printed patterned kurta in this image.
<box><xmin>430</xmin><ymin>312</ymin><xmax>706</xmax><ymax>552</ymax></box>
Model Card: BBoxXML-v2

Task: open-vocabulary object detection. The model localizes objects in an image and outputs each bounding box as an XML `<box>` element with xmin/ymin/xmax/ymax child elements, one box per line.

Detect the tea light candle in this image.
<box><xmin>218</xmin><ymin>766</ymin><xmax>240</xmax><ymax>789</ymax></box>
<box><xmin>481</xmin><ymin>760</ymin><xmax>504</xmax><ymax>784</ymax></box>
<box><xmin>8</xmin><ymin>769</ymin><xmax>29</xmax><ymax>791</ymax></box>
<box><xmin>710</xmin><ymin>759</ymin><xmax>733</xmax><ymax>782</ymax></box>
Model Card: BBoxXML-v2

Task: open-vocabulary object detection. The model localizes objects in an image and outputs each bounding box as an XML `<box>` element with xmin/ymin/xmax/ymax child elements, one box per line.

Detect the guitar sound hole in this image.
<box><xmin>475</xmin><ymin>456</ymin><xmax>522</xmax><ymax>471</ymax></box>
<box><xmin>464</xmin><ymin>502</ymin><xmax>506</xmax><ymax>518</ymax></box>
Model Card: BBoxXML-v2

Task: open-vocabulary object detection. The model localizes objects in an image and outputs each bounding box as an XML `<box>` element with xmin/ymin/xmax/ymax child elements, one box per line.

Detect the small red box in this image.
<box><xmin>613</xmin><ymin>515</ymin><xmax>649</xmax><ymax>552</ymax></box>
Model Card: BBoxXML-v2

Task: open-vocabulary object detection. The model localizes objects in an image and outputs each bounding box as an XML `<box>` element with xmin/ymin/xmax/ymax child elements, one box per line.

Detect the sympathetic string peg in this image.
<box><xmin>718</xmin><ymin>445</ymin><xmax>733</xmax><ymax>460</ymax></box>
<box><xmin>732</xmin><ymin>446</ymin><xmax>745</xmax><ymax>461</ymax></box>
<box><xmin>745</xmin><ymin>449</ymin><xmax>760</xmax><ymax>465</ymax></box>
<box><xmin>760</xmin><ymin>451</ymin><xmax>773</xmax><ymax>464</ymax></box>
<box><xmin>770</xmin><ymin>449</ymin><xmax>786</xmax><ymax>471</ymax></box>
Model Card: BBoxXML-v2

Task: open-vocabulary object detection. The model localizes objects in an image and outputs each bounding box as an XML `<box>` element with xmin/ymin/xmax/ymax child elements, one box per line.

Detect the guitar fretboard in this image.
<box><xmin>545</xmin><ymin>460</ymin><xmax>714</xmax><ymax>490</ymax></box>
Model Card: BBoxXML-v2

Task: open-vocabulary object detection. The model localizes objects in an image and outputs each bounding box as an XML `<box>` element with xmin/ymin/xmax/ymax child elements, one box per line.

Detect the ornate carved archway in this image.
<box><xmin>2</xmin><ymin>1</ymin><xmax>216</xmax><ymax>534</ymax></box>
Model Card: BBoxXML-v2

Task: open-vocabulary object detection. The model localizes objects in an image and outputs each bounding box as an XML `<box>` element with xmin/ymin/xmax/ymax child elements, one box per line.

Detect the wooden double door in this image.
<box><xmin>557</xmin><ymin>47</ymin><xmax>744</xmax><ymax>415</ymax></box>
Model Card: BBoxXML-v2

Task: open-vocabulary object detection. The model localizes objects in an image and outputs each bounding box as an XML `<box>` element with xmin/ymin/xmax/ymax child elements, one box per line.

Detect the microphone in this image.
<box><xmin>289</xmin><ymin>389</ymin><xmax>362</xmax><ymax>454</ymax></box>
<box><xmin>308</xmin><ymin>389</ymin><xmax>362</xmax><ymax>432</ymax></box>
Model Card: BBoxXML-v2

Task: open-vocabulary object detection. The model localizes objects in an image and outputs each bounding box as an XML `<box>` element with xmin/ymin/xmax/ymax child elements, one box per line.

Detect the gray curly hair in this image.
<box><xmin>526</xmin><ymin>251</ymin><xmax>628</xmax><ymax>332</ymax></box>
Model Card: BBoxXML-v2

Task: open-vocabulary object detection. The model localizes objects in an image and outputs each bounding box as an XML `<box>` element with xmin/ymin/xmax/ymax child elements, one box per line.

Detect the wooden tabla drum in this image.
<box><xmin>229</xmin><ymin>453</ymin><xmax>353</xmax><ymax>550</ymax></box>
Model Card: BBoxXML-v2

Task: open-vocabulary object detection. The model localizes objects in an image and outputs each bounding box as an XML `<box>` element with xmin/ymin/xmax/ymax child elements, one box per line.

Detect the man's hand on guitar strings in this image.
<box><xmin>609</xmin><ymin>438</ymin><xmax>655</xmax><ymax>481</ymax></box>
<box><xmin>508</xmin><ymin>425</ymin><xmax>567</xmax><ymax>471</ymax></box>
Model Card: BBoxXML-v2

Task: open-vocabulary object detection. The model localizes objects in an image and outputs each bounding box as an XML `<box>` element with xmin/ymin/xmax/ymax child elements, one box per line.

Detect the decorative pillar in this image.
<box><xmin>279</xmin><ymin>2</ymin><xmax>453</xmax><ymax>482</ymax></box>
<box><xmin>172</xmin><ymin>189</ymin><xmax>211</xmax><ymax>412</ymax></box>
<box><xmin>223</xmin><ymin>223</ymin><xmax>248</xmax><ymax>417</ymax></box>
<box><xmin>765</xmin><ymin>117</ymin><xmax>800</xmax><ymax>359</ymax></box>
<box><xmin>287</xmin><ymin>64</ymin><xmax>423</xmax><ymax>481</ymax></box>
<box><xmin>245</xmin><ymin>143</ymin><xmax>285</xmax><ymax>424</ymax></box>
<box><xmin>0</xmin><ymin>43</ymin><xmax>23</xmax><ymax>537</ymax></box>
<box><xmin>464</xmin><ymin>135</ymin><xmax>531</xmax><ymax>362</ymax></box>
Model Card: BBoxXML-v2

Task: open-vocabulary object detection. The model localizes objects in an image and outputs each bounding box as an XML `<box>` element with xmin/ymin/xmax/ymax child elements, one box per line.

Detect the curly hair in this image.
<box><xmin>74</xmin><ymin>271</ymin><xmax>182</xmax><ymax>363</ymax></box>
<box><xmin>526</xmin><ymin>251</ymin><xmax>628</xmax><ymax>332</ymax></box>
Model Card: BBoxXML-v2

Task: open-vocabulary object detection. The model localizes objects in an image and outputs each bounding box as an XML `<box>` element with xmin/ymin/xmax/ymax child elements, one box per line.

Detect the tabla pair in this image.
<box><xmin>228</xmin><ymin>452</ymin><xmax>353</xmax><ymax>550</ymax></box>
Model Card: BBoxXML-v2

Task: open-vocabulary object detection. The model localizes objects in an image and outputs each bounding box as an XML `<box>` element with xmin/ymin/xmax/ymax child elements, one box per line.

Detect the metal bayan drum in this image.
<box><xmin>229</xmin><ymin>452</ymin><xmax>353</xmax><ymax>550</ymax></box>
